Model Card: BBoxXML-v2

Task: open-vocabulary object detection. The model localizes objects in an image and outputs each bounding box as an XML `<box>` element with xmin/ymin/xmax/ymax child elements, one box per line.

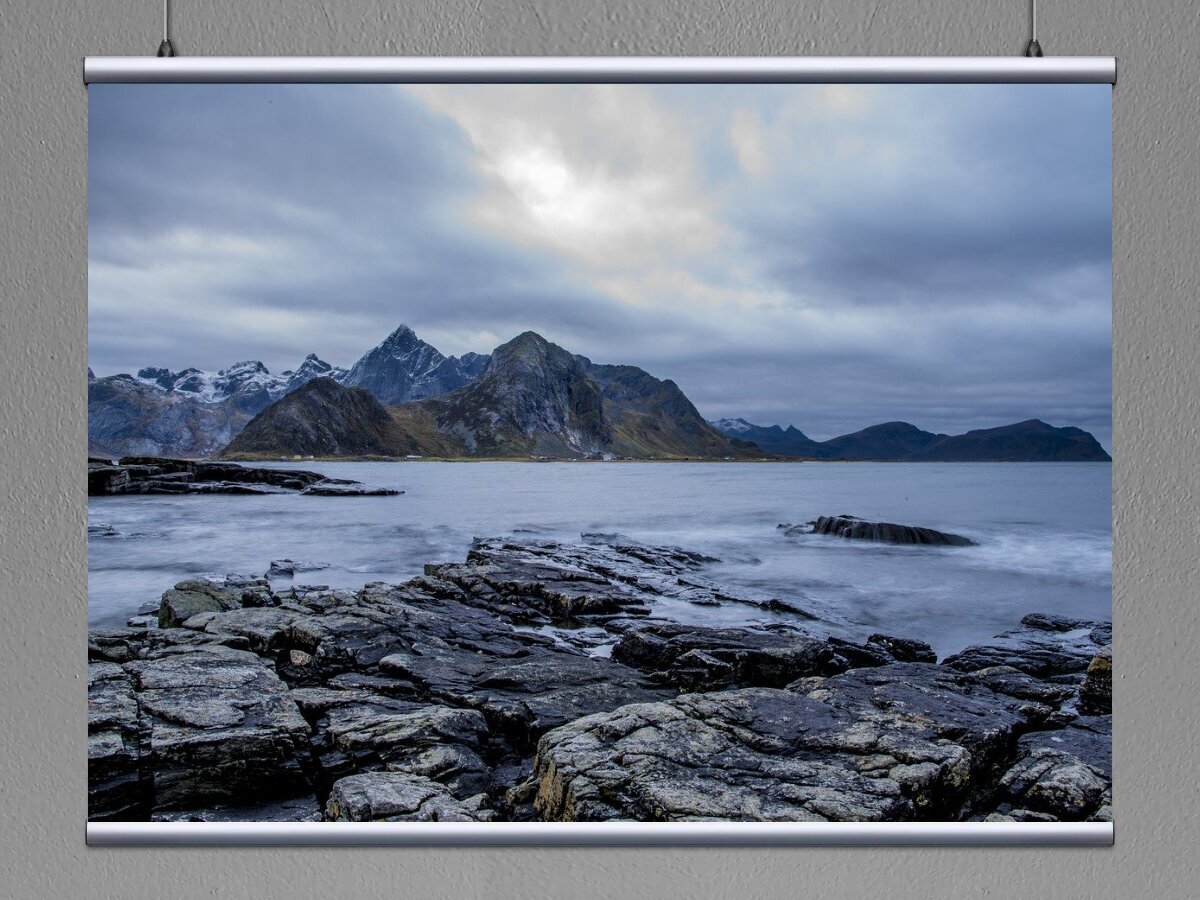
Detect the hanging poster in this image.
<box><xmin>86</xmin><ymin>59</ymin><xmax>1113</xmax><ymax>844</ymax></box>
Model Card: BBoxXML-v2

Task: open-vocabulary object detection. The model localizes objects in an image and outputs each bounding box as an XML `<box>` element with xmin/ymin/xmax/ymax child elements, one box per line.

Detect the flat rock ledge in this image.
<box><xmin>88</xmin><ymin>537</ymin><xmax>1110</xmax><ymax>824</ymax></box>
<box><xmin>782</xmin><ymin>515</ymin><xmax>976</xmax><ymax>547</ymax></box>
<box><xmin>87</xmin><ymin>456</ymin><xmax>400</xmax><ymax>497</ymax></box>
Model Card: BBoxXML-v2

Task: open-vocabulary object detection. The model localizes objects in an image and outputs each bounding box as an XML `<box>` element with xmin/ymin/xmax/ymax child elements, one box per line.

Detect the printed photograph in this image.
<box><xmin>88</xmin><ymin>82</ymin><xmax>1112</xmax><ymax>825</ymax></box>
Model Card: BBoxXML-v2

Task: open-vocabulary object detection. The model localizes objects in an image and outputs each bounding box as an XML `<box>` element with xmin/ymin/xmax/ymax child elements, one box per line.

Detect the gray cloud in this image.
<box><xmin>88</xmin><ymin>82</ymin><xmax>1112</xmax><ymax>450</ymax></box>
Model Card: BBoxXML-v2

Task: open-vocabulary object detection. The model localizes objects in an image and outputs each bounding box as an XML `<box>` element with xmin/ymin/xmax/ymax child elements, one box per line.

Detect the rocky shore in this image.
<box><xmin>88</xmin><ymin>456</ymin><xmax>401</xmax><ymax>496</ymax></box>
<box><xmin>88</xmin><ymin>537</ymin><xmax>1111</xmax><ymax>824</ymax></box>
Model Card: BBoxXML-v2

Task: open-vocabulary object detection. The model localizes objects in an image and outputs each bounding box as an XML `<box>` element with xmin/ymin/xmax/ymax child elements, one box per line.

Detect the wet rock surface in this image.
<box><xmin>87</xmin><ymin>456</ymin><xmax>400</xmax><ymax>497</ymax></box>
<box><xmin>88</xmin><ymin>536</ymin><xmax>1111</xmax><ymax>823</ymax></box>
<box><xmin>784</xmin><ymin>515</ymin><xmax>976</xmax><ymax>547</ymax></box>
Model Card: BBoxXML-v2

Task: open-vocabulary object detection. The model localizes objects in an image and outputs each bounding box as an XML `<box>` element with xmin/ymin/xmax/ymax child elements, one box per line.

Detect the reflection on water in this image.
<box><xmin>88</xmin><ymin>461</ymin><xmax>1111</xmax><ymax>656</ymax></box>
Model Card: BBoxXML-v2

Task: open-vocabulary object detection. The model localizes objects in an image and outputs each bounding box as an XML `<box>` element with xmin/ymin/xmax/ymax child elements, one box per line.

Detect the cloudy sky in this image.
<box><xmin>88</xmin><ymin>82</ymin><xmax>1112</xmax><ymax>448</ymax></box>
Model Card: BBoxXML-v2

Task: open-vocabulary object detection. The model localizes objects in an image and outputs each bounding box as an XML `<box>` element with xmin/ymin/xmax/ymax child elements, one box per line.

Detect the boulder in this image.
<box><xmin>325</xmin><ymin>773</ymin><xmax>495</xmax><ymax>822</ymax></box>
<box><xmin>122</xmin><ymin>647</ymin><xmax>315</xmax><ymax>813</ymax></box>
<box><xmin>322</xmin><ymin>703</ymin><xmax>491</xmax><ymax>799</ymax></box>
<box><xmin>1078</xmin><ymin>646</ymin><xmax>1113</xmax><ymax>715</ymax></box>
<box><xmin>941</xmin><ymin>616</ymin><xmax>1107</xmax><ymax>680</ymax></box>
<box><xmin>531</xmin><ymin>662</ymin><xmax>1050</xmax><ymax>822</ymax></box>
<box><xmin>866</xmin><ymin>634</ymin><xmax>938</xmax><ymax>663</ymax></box>
<box><xmin>995</xmin><ymin>716</ymin><xmax>1112</xmax><ymax>820</ymax></box>
<box><xmin>799</xmin><ymin>515</ymin><xmax>975</xmax><ymax>547</ymax></box>
<box><xmin>611</xmin><ymin>623</ymin><xmax>846</xmax><ymax>691</ymax></box>
<box><xmin>87</xmin><ymin>457</ymin><xmax>395</xmax><ymax>497</ymax></box>
<box><xmin>87</xmin><ymin>662</ymin><xmax>148</xmax><ymax>820</ymax></box>
<box><xmin>157</xmin><ymin>577</ymin><xmax>272</xmax><ymax>628</ymax></box>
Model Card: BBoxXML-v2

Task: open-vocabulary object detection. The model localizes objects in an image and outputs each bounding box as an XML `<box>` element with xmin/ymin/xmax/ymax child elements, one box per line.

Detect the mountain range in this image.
<box><xmin>226</xmin><ymin>331</ymin><xmax>757</xmax><ymax>460</ymax></box>
<box><xmin>710</xmin><ymin>417</ymin><xmax>1110</xmax><ymax>462</ymax></box>
<box><xmin>90</xmin><ymin>323</ymin><xmax>1111</xmax><ymax>462</ymax></box>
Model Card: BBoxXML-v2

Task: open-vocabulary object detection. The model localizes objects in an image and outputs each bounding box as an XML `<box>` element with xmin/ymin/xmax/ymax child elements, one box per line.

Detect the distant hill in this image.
<box><xmin>909</xmin><ymin>419</ymin><xmax>1111</xmax><ymax>462</ymax></box>
<box><xmin>711</xmin><ymin>417</ymin><xmax>1110</xmax><ymax>462</ymax></box>
<box><xmin>225</xmin><ymin>332</ymin><xmax>757</xmax><ymax>460</ymax></box>
<box><xmin>225</xmin><ymin>378</ymin><xmax>406</xmax><ymax>458</ymax></box>
<box><xmin>820</xmin><ymin>421</ymin><xmax>945</xmax><ymax>460</ymax></box>
<box><xmin>711</xmin><ymin>418</ymin><xmax>830</xmax><ymax>457</ymax></box>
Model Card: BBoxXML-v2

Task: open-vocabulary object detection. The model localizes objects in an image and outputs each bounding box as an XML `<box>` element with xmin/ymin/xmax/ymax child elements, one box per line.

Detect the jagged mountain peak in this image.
<box><xmin>378</xmin><ymin>323</ymin><xmax>422</xmax><ymax>352</ymax></box>
<box><xmin>343</xmin><ymin>323</ymin><xmax>489</xmax><ymax>406</ymax></box>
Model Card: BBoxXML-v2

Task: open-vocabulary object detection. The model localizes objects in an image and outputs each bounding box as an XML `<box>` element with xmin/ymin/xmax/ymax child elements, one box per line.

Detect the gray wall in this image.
<box><xmin>1</xmin><ymin>0</ymin><xmax>1196</xmax><ymax>896</ymax></box>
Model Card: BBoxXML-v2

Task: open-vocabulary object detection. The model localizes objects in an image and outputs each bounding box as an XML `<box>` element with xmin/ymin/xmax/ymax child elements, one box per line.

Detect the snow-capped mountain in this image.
<box><xmin>341</xmin><ymin>324</ymin><xmax>490</xmax><ymax>405</ymax></box>
<box><xmin>135</xmin><ymin>354</ymin><xmax>348</xmax><ymax>409</ymax></box>
<box><xmin>712</xmin><ymin>417</ymin><xmax>755</xmax><ymax>434</ymax></box>
<box><xmin>227</xmin><ymin>331</ymin><xmax>757</xmax><ymax>461</ymax></box>
<box><xmin>89</xmin><ymin>326</ymin><xmax>491</xmax><ymax>458</ymax></box>
<box><xmin>91</xmin><ymin>354</ymin><xmax>349</xmax><ymax>458</ymax></box>
<box><xmin>709</xmin><ymin>418</ymin><xmax>828</xmax><ymax>457</ymax></box>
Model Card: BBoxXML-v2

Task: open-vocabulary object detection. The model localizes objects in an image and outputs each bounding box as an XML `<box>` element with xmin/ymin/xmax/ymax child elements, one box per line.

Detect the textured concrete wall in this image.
<box><xmin>1</xmin><ymin>1</ymin><xmax>1196</xmax><ymax>897</ymax></box>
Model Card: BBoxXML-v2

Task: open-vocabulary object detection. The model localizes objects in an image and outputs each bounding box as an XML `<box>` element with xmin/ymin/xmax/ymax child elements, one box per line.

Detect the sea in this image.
<box><xmin>87</xmin><ymin>461</ymin><xmax>1112</xmax><ymax>657</ymax></box>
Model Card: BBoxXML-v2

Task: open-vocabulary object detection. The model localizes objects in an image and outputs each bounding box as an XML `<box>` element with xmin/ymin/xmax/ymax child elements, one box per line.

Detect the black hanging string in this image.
<box><xmin>1025</xmin><ymin>0</ymin><xmax>1044</xmax><ymax>57</ymax></box>
<box><xmin>157</xmin><ymin>0</ymin><xmax>176</xmax><ymax>57</ymax></box>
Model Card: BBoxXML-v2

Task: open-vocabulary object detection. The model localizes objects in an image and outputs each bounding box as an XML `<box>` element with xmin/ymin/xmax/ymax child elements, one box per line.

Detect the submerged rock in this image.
<box><xmin>790</xmin><ymin>515</ymin><xmax>975</xmax><ymax>547</ymax></box>
<box><xmin>301</xmin><ymin>481</ymin><xmax>401</xmax><ymax>497</ymax></box>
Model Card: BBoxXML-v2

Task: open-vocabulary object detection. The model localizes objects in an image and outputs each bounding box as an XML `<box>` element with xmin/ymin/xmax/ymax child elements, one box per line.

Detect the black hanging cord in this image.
<box><xmin>1025</xmin><ymin>0</ymin><xmax>1044</xmax><ymax>57</ymax></box>
<box><xmin>157</xmin><ymin>0</ymin><xmax>176</xmax><ymax>57</ymax></box>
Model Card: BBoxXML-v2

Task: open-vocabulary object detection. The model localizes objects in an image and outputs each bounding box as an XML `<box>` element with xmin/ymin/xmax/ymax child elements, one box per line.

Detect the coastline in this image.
<box><xmin>88</xmin><ymin>535</ymin><xmax>1112</xmax><ymax>825</ymax></box>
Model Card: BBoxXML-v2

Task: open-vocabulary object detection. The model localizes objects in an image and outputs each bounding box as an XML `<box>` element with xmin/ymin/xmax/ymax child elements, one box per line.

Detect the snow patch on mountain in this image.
<box><xmin>134</xmin><ymin>354</ymin><xmax>347</xmax><ymax>405</ymax></box>
<box><xmin>711</xmin><ymin>417</ymin><xmax>754</xmax><ymax>434</ymax></box>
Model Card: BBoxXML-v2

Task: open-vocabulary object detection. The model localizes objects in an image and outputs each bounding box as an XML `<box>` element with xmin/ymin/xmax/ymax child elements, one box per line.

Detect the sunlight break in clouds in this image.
<box><xmin>403</xmin><ymin>84</ymin><xmax>725</xmax><ymax>271</ymax></box>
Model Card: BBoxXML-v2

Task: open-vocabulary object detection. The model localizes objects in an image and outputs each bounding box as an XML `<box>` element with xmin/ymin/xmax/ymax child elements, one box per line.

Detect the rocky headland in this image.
<box><xmin>87</xmin><ymin>457</ymin><xmax>401</xmax><ymax>497</ymax></box>
<box><xmin>88</xmin><ymin>535</ymin><xmax>1111</xmax><ymax>825</ymax></box>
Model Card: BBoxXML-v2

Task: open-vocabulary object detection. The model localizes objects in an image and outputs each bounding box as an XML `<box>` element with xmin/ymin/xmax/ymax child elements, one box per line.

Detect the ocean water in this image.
<box><xmin>87</xmin><ymin>461</ymin><xmax>1112</xmax><ymax>657</ymax></box>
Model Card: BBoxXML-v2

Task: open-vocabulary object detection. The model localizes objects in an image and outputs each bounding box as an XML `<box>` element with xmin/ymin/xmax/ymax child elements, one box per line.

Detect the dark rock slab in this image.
<box><xmin>789</xmin><ymin>515</ymin><xmax>975</xmax><ymax>547</ymax></box>
<box><xmin>152</xmin><ymin>796</ymin><xmax>323</xmax><ymax>823</ymax></box>
<box><xmin>87</xmin><ymin>457</ymin><xmax>395</xmax><ymax>497</ymax></box>
<box><xmin>611</xmin><ymin>623</ymin><xmax>847</xmax><ymax>691</ymax></box>
<box><xmin>88</xmin><ymin>662</ymin><xmax>149</xmax><ymax>821</ymax></box>
<box><xmin>87</xmin><ymin>537</ymin><xmax>1112</xmax><ymax>824</ymax></box>
<box><xmin>942</xmin><ymin>617</ymin><xmax>1107</xmax><ymax>680</ymax></box>
<box><xmin>427</xmin><ymin>537</ymin><xmax>816</xmax><ymax>628</ymax></box>
<box><xmin>995</xmin><ymin>716</ymin><xmax>1112</xmax><ymax>820</ymax></box>
<box><xmin>866</xmin><ymin>634</ymin><xmax>938</xmax><ymax>663</ymax></box>
<box><xmin>1078</xmin><ymin>646</ymin><xmax>1113</xmax><ymax>715</ymax></box>
<box><xmin>531</xmin><ymin>659</ymin><xmax>1052</xmax><ymax>823</ymax></box>
<box><xmin>325</xmin><ymin>773</ymin><xmax>495</xmax><ymax>822</ymax></box>
<box><xmin>323</xmin><ymin>703</ymin><xmax>491</xmax><ymax>798</ymax></box>
<box><xmin>122</xmin><ymin>646</ymin><xmax>315</xmax><ymax>813</ymax></box>
<box><xmin>158</xmin><ymin>576</ymin><xmax>275</xmax><ymax>628</ymax></box>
